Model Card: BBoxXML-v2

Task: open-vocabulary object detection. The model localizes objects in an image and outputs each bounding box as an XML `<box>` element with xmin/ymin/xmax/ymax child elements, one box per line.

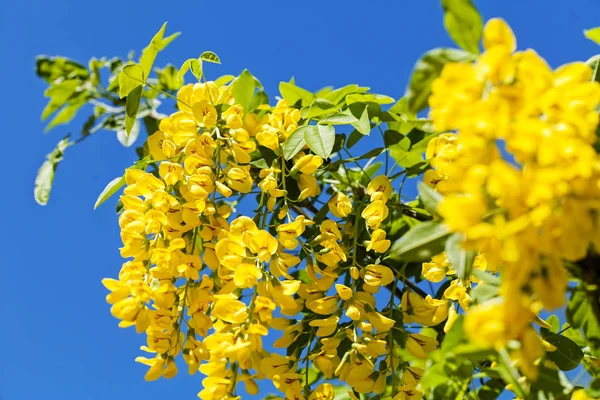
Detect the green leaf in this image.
<box><xmin>140</xmin><ymin>22</ymin><xmax>167</xmax><ymax>79</ymax></box>
<box><xmin>94</xmin><ymin>176</ymin><xmax>126</xmax><ymax>209</ymax></box>
<box><xmin>155</xmin><ymin>65</ymin><xmax>181</xmax><ymax>91</ymax></box>
<box><xmin>585</xmin><ymin>27</ymin><xmax>600</xmax><ymax>45</ymax></box>
<box><xmin>117</xmin><ymin>119</ymin><xmax>140</xmax><ymax>147</ymax></box>
<box><xmin>318</xmin><ymin>113</ymin><xmax>359</xmax><ymax>125</ymax></box>
<box><xmin>35</xmin><ymin>56</ymin><xmax>89</xmax><ymax>84</ymax></box>
<box><xmin>283</xmin><ymin>126</ymin><xmax>308</xmax><ymax>160</ymax></box>
<box><xmin>34</xmin><ymin>136</ymin><xmax>73</xmax><ymax>205</ymax></box>
<box><xmin>304</xmin><ymin>125</ymin><xmax>335</xmax><ymax>159</ymax></box>
<box><xmin>544</xmin><ymin>333</ymin><xmax>584</xmax><ymax>371</ymax></box>
<box><xmin>322</xmin><ymin>84</ymin><xmax>368</xmax><ymax>105</ymax></box>
<box><xmin>544</xmin><ymin>316</ymin><xmax>561</xmax><ymax>335</ymax></box>
<box><xmin>125</xmin><ymin>85</ymin><xmax>143</xmax><ymax>136</ymax></box>
<box><xmin>445</xmin><ymin>232</ymin><xmax>475</xmax><ymax>280</ymax></box>
<box><xmin>389</xmin><ymin>137</ymin><xmax>423</xmax><ymax>168</ymax></box>
<box><xmin>346</xmin><ymin>130</ymin><xmax>363</xmax><ymax>148</ymax></box>
<box><xmin>41</xmin><ymin>79</ymin><xmax>80</xmax><ymax>120</ymax></box>
<box><xmin>177</xmin><ymin>58</ymin><xmax>202</xmax><ymax>85</ymax></box>
<box><xmin>215</xmin><ymin>74</ymin><xmax>235</xmax><ymax>86</ymax></box>
<box><xmin>405</xmin><ymin>48</ymin><xmax>475</xmax><ymax>113</ymax></box>
<box><xmin>352</xmin><ymin>106</ymin><xmax>370</xmax><ymax>135</ymax></box>
<box><xmin>567</xmin><ymin>285</ymin><xmax>600</xmax><ymax>355</ymax></box>
<box><xmin>158</xmin><ymin>31</ymin><xmax>180</xmax><ymax>51</ymax></box>
<box><xmin>234</xmin><ymin>69</ymin><xmax>256</xmax><ymax>112</ymax></box>
<box><xmin>302</xmin><ymin>99</ymin><xmax>337</xmax><ymax>119</ymax></box>
<box><xmin>586</xmin><ymin>55</ymin><xmax>600</xmax><ymax>84</ymax></box>
<box><xmin>279</xmin><ymin>81</ymin><xmax>314</xmax><ymax>106</ymax></box>
<box><xmin>345</xmin><ymin>93</ymin><xmax>394</xmax><ymax>105</ymax></box>
<box><xmin>199</xmin><ymin>51</ymin><xmax>221</xmax><ymax>64</ymax></box>
<box><xmin>442</xmin><ymin>0</ymin><xmax>483</xmax><ymax>54</ymax></box>
<box><xmin>387</xmin><ymin>221</ymin><xmax>450</xmax><ymax>262</ymax></box>
<box><xmin>417</xmin><ymin>181</ymin><xmax>443</xmax><ymax>215</ymax></box>
<box><xmin>249</xmin><ymin>90</ymin><xmax>269</xmax><ymax>111</ymax></box>
<box><xmin>561</xmin><ymin>324</ymin><xmax>586</xmax><ymax>347</ymax></box>
<box><xmin>119</xmin><ymin>64</ymin><xmax>144</xmax><ymax>98</ymax></box>
<box><xmin>419</xmin><ymin>363</ymin><xmax>448</xmax><ymax>390</ymax></box>
<box><xmin>44</xmin><ymin>101</ymin><xmax>85</xmax><ymax>132</ymax></box>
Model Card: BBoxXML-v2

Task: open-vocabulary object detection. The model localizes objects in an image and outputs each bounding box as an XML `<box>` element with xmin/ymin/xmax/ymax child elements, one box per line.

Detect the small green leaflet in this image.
<box><xmin>140</xmin><ymin>22</ymin><xmax>167</xmax><ymax>79</ymax></box>
<box><xmin>177</xmin><ymin>58</ymin><xmax>202</xmax><ymax>85</ymax></box>
<box><xmin>279</xmin><ymin>81</ymin><xmax>314</xmax><ymax>106</ymax></box>
<box><xmin>346</xmin><ymin>93</ymin><xmax>394</xmax><ymax>105</ymax></box>
<box><xmin>34</xmin><ymin>136</ymin><xmax>74</xmax><ymax>205</ymax></box>
<box><xmin>585</xmin><ymin>27</ymin><xmax>600</xmax><ymax>45</ymax></box>
<box><xmin>586</xmin><ymin>55</ymin><xmax>600</xmax><ymax>84</ymax></box>
<box><xmin>318</xmin><ymin>113</ymin><xmax>358</xmax><ymax>125</ymax></box>
<box><xmin>199</xmin><ymin>51</ymin><xmax>221</xmax><ymax>64</ymax></box>
<box><xmin>234</xmin><ymin>69</ymin><xmax>256</xmax><ymax>111</ymax></box>
<box><xmin>387</xmin><ymin>221</ymin><xmax>450</xmax><ymax>262</ymax></box>
<box><xmin>417</xmin><ymin>181</ymin><xmax>443</xmax><ymax>215</ymax></box>
<box><xmin>352</xmin><ymin>106</ymin><xmax>370</xmax><ymax>135</ymax></box>
<box><xmin>124</xmin><ymin>85</ymin><xmax>143</xmax><ymax>136</ymax></box>
<box><xmin>441</xmin><ymin>0</ymin><xmax>483</xmax><ymax>54</ymax></box>
<box><xmin>445</xmin><ymin>232</ymin><xmax>475</xmax><ymax>280</ymax></box>
<box><xmin>283</xmin><ymin>126</ymin><xmax>309</xmax><ymax>160</ymax></box>
<box><xmin>304</xmin><ymin>124</ymin><xmax>335</xmax><ymax>159</ymax></box>
<box><xmin>118</xmin><ymin>64</ymin><xmax>144</xmax><ymax>98</ymax></box>
<box><xmin>94</xmin><ymin>176</ymin><xmax>126</xmax><ymax>209</ymax></box>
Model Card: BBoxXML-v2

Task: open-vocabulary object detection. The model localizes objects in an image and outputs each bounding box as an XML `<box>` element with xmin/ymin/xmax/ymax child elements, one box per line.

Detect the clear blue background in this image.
<box><xmin>3</xmin><ymin>0</ymin><xmax>600</xmax><ymax>399</ymax></box>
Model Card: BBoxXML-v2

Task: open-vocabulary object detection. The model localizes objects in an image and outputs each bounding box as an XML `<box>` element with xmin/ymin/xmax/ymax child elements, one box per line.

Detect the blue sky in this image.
<box><xmin>3</xmin><ymin>0</ymin><xmax>600</xmax><ymax>399</ymax></box>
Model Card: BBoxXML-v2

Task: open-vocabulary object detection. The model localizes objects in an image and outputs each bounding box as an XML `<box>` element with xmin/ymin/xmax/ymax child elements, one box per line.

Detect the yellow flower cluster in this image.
<box><xmin>102</xmin><ymin>77</ymin><xmax>445</xmax><ymax>399</ymax></box>
<box><xmin>428</xmin><ymin>18</ymin><xmax>600</xmax><ymax>379</ymax></box>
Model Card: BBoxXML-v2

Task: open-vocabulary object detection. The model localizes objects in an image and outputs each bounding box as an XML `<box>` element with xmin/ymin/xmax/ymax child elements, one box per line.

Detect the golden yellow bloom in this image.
<box><xmin>364</xmin><ymin>264</ymin><xmax>394</xmax><ymax>287</ymax></box>
<box><xmin>422</xmin><ymin>252</ymin><xmax>451</xmax><ymax>283</ymax></box>
<box><xmin>309</xmin><ymin>383</ymin><xmax>335</xmax><ymax>400</ymax></box>
<box><xmin>366</xmin><ymin>229</ymin><xmax>391</xmax><ymax>253</ymax></box>
<box><xmin>212</xmin><ymin>295</ymin><xmax>248</xmax><ymax>324</ymax></box>
<box><xmin>328</xmin><ymin>192</ymin><xmax>352</xmax><ymax>218</ymax></box>
<box><xmin>402</xmin><ymin>291</ymin><xmax>449</xmax><ymax>327</ymax></box>
<box><xmin>292</xmin><ymin>154</ymin><xmax>323</xmax><ymax>174</ymax></box>
<box><xmin>406</xmin><ymin>333</ymin><xmax>438</xmax><ymax>359</ymax></box>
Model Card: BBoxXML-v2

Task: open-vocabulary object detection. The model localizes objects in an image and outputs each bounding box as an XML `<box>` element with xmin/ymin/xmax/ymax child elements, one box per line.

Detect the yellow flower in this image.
<box><xmin>248</xmin><ymin>230</ymin><xmax>278</xmax><ymax>262</ymax></box>
<box><xmin>226</xmin><ymin>166</ymin><xmax>253</xmax><ymax>193</ymax></box>
<box><xmin>364</xmin><ymin>264</ymin><xmax>394</xmax><ymax>287</ymax></box>
<box><xmin>367</xmin><ymin>175</ymin><xmax>392</xmax><ymax>199</ymax></box>
<box><xmin>233</xmin><ymin>263</ymin><xmax>262</xmax><ymax>289</ymax></box>
<box><xmin>192</xmin><ymin>100</ymin><xmax>218</xmax><ymax>129</ymax></box>
<box><xmin>361</xmin><ymin>200</ymin><xmax>389</xmax><ymax>230</ymax></box>
<box><xmin>158</xmin><ymin>162</ymin><xmax>183</xmax><ymax>186</ymax></box>
<box><xmin>366</xmin><ymin>311</ymin><xmax>395</xmax><ymax>332</ymax></box>
<box><xmin>422</xmin><ymin>252</ymin><xmax>451</xmax><ymax>283</ymax></box>
<box><xmin>147</xmin><ymin>131</ymin><xmax>176</xmax><ymax>160</ymax></box>
<box><xmin>366</xmin><ymin>229</ymin><xmax>391</xmax><ymax>253</ymax></box>
<box><xmin>212</xmin><ymin>295</ymin><xmax>248</xmax><ymax>324</ymax></box>
<box><xmin>444</xmin><ymin>280</ymin><xmax>472</xmax><ymax>310</ymax></box>
<box><xmin>309</xmin><ymin>383</ymin><xmax>335</xmax><ymax>400</ymax></box>
<box><xmin>277</xmin><ymin>216</ymin><xmax>314</xmax><ymax>250</ymax></box>
<box><xmin>292</xmin><ymin>154</ymin><xmax>323</xmax><ymax>174</ymax></box>
<box><xmin>309</xmin><ymin>315</ymin><xmax>340</xmax><ymax>337</ymax></box>
<box><xmin>298</xmin><ymin>174</ymin><xmax>321</xmax><ymax>200</ymax></box>
<box><xmin>328</xmin><ymin>192</ymin><xmax>352</xmax><ymax>218</ymax></box>
<box><xmin>335</xmin><ymin>284</ymin><xmax>353</xmax><ymax>301</ymax></box>
<box><xmin>135</xmin><ymin>356</ymin><xmax>165</xmax><ymax>381</ymax></box>
<box><xmin>406</xmin><ymin>333</ymin><xmax>438</xmax><ymax>359</ymax></box>
<box><xmin>483</xmin><ymin>18</ymin><xmax>516</xmax><ymax>53</ymax></box>
<box><xmin>402</xmin><ymin>291</ymin><xmax>449</xmax><ymax>327</ymax></box>
<box><xmin>215</xmin><ymin>238</ymin><xmax>246</xmax><ymax>270</ymax></box>
<box><xmin>307</xmin><ymin>296</ymin><xmax>339</xmax><ymax>315</ymax></box>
